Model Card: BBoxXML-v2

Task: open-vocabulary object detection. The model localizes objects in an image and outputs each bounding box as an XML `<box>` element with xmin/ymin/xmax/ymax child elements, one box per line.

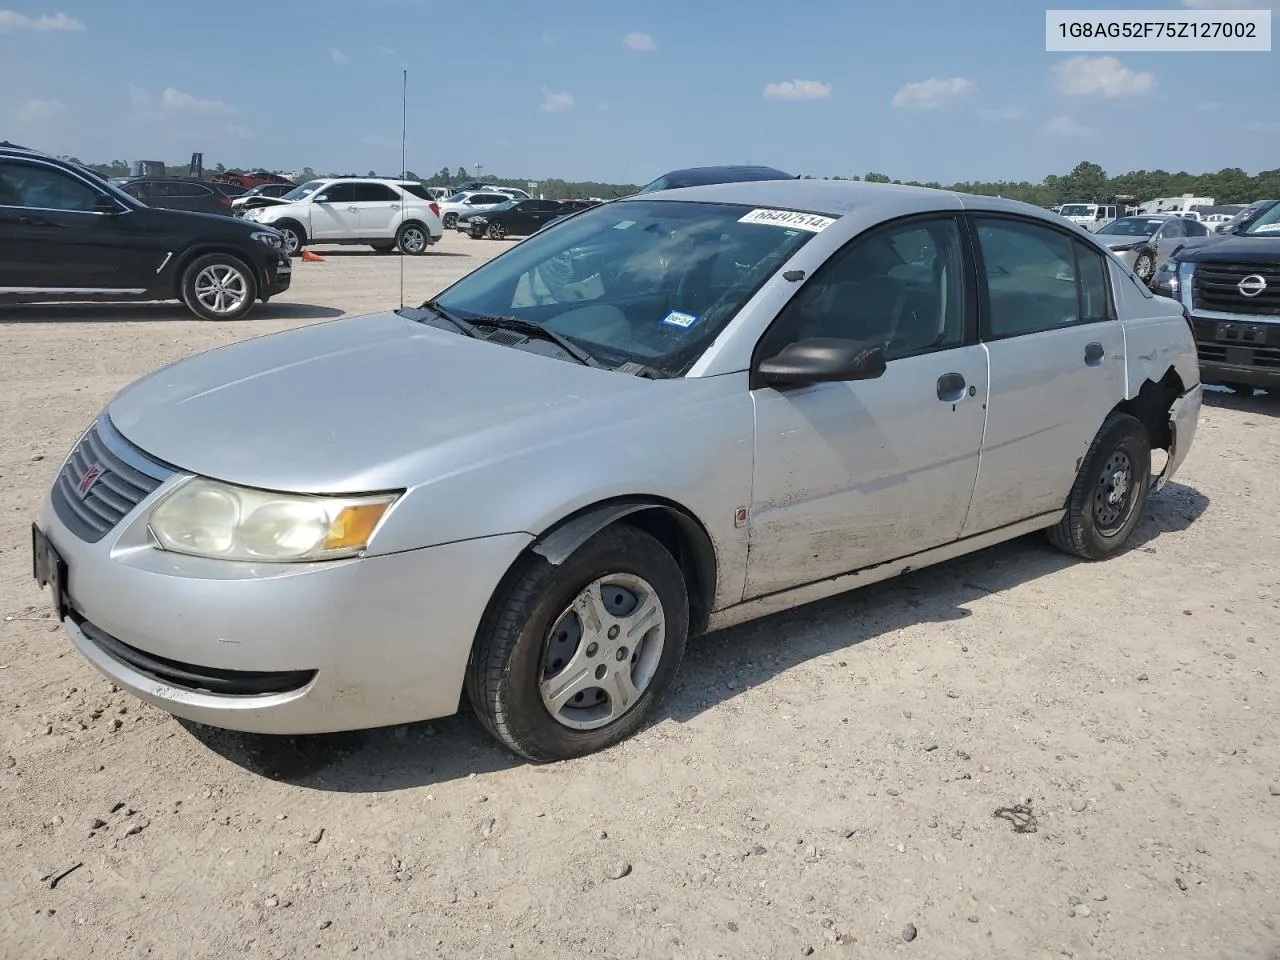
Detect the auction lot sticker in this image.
<box><xmin>738</xmin><ymin>209</ymin><xmax>836</xmax><ymax>232</ymax></box>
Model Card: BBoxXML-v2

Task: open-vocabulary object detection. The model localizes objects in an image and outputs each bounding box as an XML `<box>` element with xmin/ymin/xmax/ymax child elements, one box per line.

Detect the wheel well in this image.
<box><xmin>1112</xmin><ymin>366</ymin><xmax>1184</xmax><ymax>451</ymax></box>
<box><xmin>170</xmin><ymin>247</ymin><xmax>257</xmax><ymax>299</ymax></box>
<box><xmin>272</xmin><ymin>219</ymin><xmax>305</xmax><ymax>240</ymax></box>
<box><xmin>399</xmin><ymin>219</ymin><xmax>425</xmax><ymax>230</ymax></box>
<box><xmin>520</xmin><ymin>499</ymin><xmax>719</xmax><ymax>637</ymax></box>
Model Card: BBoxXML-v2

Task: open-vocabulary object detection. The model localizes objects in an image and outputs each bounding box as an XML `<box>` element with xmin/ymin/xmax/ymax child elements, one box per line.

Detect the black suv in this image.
<box><xmin>0</xmin><ymin>143</ymin><xmax>291</xmax><ymax>320</ymax></box>
<box><xmin>1150</xmin><ymin>199</ymin><xmax>1280</xmax><ymax>395</ymax></box>
<box><xmin>117</xmin><ymin>176</ymin><xmax>237</xmax><ymax>216</ymax></box>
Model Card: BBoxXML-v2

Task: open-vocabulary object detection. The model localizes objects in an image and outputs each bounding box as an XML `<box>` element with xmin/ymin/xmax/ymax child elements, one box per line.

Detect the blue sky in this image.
<box><xmin>1</xmin><ymin>0</ymin><xmax>1276</xmax><ymax>185</ymax></box>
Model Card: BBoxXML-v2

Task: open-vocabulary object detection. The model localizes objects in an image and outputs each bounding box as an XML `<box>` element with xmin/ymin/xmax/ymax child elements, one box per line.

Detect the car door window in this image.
<box><xmin>1184</xmin><ymin>219</ymin><xmax>1207</xmax><ymax>236</ymax></box>
<box><xmin>974</xmin><ymin>218</ymin><xmax>1093</xmax><ymax>337</ymax></box>
<box><xmin>762</xmin><ymin>217</ymin><xmax>967</xmax><ymax>362</ymax></box>
<box><xmin>316</xmin><ymin>182</ymin><xmax>358</xmax><ymax>203</ymax></box>
<box><xmin>0</xmin><ymin>160</ymin><xmax>102</xmax><ymax>212</ymax></box>
<box><xmin>1075</xmin><ymin>242</ymin><xmax>1113</xmax><ymax>322</ymax></box>
<box><xmin>1162</xmin><ymin>218</ymin><xmax>1186</xmax><ymax>239</ymax></box>
<box><xmin>355</xmin><ymin>183</ymin><xmax>399</xmax><ymax>202</ymax></box>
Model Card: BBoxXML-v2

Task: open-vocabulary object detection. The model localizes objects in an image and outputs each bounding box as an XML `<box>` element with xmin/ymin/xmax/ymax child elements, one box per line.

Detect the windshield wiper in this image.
<box><xmin>417</xmin><ymin>299</ymin><xmax>479</xmax><ymax>337</ymax></box>
<box><xmin>465</xmin><ymin>314</ymin><xmax>601</xmax><ymax>367</ymax></box>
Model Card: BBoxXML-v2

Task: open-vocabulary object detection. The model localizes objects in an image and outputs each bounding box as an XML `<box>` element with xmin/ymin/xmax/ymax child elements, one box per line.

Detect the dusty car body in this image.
<box><xmin>33</xmin><ymin>180</ymin><xmax>1202</xmax><ymax>762</ymax></box>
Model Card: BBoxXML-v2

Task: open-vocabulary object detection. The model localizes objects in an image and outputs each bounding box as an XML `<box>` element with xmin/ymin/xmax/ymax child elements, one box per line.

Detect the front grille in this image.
<box><xmin>51</xmin><ymin>417</ymin><xmax>174</xmax><ymax>543</ymax></box>
<box><xmin>77</xmin><ymin>615</ymin><xmax>316</xmax><ymax>696</ymax></box>
<box><xmin>1193</xmin><ymin>262</ymin><xmax>1280</xmax><ymax>317</ymax></box>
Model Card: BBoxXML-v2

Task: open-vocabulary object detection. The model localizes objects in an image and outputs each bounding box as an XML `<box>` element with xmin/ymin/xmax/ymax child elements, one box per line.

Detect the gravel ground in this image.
<box><xmin>1</xmin><ymin>232</ymin><xmax>1278</xmax><ymax>960</ymax></box>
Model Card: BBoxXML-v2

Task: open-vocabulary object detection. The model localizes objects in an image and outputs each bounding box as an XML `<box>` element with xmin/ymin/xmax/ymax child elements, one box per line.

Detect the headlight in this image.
<box><xmin>1175</xmin><ymin>261</ymin><xmax>1195</xmax><ymax>300</ymax></box>
<box><xmin>470</xmin><ymin>217</ymin><xmax>487</xmax><ymax>224</ymax></box>
<box><xmin>250</xmin><ymin>230</ymin><xmax>282</xmax><ymax>249</ymax></box>
<box><xmin>148</xmin><ymin>478</ymin><xmax>400</xmax><ymax>562</ymax></box>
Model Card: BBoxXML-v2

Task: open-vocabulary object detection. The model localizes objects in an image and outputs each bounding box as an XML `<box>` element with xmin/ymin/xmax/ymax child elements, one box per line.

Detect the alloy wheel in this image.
<box><xmin>193</xmin><ymin>264</ymin><xmax>250</xmax><ymax>317</ymax></box>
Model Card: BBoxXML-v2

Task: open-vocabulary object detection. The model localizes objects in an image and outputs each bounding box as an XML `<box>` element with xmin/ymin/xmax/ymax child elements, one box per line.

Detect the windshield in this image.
<box><xmin>428</xmin><ymin>199</ymin><xmax>824</xmax><ymax>377</ymax></box>
<box><xmin>1240</xmin><ymin>200</ymin><xmax>1280</xmax><ymax>236</ymax></box>
<box><xmin>281</xmin><ymin>180</ymin><xmax>324</xmax><ymax>202</ymax></box>
<box><xmin>1059</xmin><ymin>205</ymin><xmax>1096</xmax><ymax>217</ymax></box>
<box><xmin>1097</xmin><ymin>218</ymin><xmax>1162</xmax><ymax>237</ymax></box>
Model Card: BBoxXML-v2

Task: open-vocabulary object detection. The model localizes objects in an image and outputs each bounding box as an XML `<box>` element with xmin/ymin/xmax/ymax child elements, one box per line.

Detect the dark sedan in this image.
<box><xmin>459</xmin><ymin>198</ymin><xmax>565</xmax><ymax>239</ymax></box>
<box><xmin>118</xmin><ymin>177</ymin><xmax>237</xmax><ymax>216</ymax></box>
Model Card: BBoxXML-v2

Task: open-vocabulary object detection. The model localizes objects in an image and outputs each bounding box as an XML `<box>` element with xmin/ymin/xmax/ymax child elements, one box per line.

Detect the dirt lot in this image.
<box><xmin>1</xmin><ymin>232</ymin><xmax>1278</xmax><ymax>960</ymax></box>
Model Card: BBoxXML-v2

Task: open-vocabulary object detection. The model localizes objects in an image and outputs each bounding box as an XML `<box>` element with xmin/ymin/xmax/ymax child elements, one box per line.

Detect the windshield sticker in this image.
<box><xmin>738</xmin><ymin>208</ymin><xmax>836</xmax><ymax>232</ymax></box>
<box><xmin>662</xmin><ymin>310</ymin><xmax>698</xmax><ymax>329</ymax></box>
<box><xmin>613</xmin><ymin>220</ymin><xmax>636</xmax><ymax>230</ymax></box>
<box><xmin>1253</xmin><ymin>223</ymin><xmax>1280</xmax><ymax>233</ymax></box>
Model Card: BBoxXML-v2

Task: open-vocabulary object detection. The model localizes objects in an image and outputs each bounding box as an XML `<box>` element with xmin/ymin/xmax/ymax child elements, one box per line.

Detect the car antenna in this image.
<box><xmin>399</xmin><ymin>67</ymin><xmax>408</xmax><ymax>311</ymax></box>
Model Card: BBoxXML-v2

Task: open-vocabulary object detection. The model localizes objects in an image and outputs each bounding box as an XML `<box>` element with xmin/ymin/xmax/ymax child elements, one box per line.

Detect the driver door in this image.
<box><xmin>308</xmin><ymin>181</ymin><xmax>360</xmax><ymax>239</ymax></box>
<box><xmin>745</xmin><ymin>216</ymin><xmax>988</xmax><ymax>598</ymax></box>
<box><xmin>1152</xmin><ymin>217</ymin><xmax>1185</xmax><ymax>261</ymax></box>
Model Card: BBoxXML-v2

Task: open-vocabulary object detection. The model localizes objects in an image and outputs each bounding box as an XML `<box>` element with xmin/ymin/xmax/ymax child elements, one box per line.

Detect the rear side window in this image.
<box><xmin>398</xmin><ymin>183</ymin><xmax>430</xmax><ymax>200</ymax></box>
<box><xmin>354</xmin><ymin>182</ymin><xmax>399</xmax><ymax>202</ymax></box>
<box><xmin>1074</xmin><ymin>242</ymin><xmax>1113</xmax><ymax>321</ymax></box>
<box><xmin>975</xmin><ymin>217</ymin><xmax>1115</xmax><ymax>337</ymax></box>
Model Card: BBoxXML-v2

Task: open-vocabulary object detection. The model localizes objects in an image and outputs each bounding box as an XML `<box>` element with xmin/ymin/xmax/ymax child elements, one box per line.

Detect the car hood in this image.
<box><xmin>1177</xmin><ymin>234</ymin><xmax>1280</xmax><ymax>264</ymax></box>
<box><xmin>106</xmin><ymin>310</ymin><xmax>656</xmax><ymax>493</ymax></box>
<box><xmin>136</xmin><ymin>204</ymin><xmax>258</xmax><ymax>234</ymax></box>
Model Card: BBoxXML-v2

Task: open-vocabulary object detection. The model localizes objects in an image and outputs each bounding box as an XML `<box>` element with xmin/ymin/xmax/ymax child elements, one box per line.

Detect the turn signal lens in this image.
<box><xmin>324</xmin><ymin>502</ymin><xmax>394</xmax><ymax>551</ymax></box>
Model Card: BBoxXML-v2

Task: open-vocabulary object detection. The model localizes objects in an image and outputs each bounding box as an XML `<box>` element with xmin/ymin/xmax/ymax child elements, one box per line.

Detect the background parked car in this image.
<box><xmin>230</xmin><ymin>182</ymin><xmax>299</xmax><ymax>214</ymax></box>
<box><xmin>0</xmin><ymin>143</ymin><xmax>291</xmax><ymax>320</ymax></box>
<box><xmin>436</xmin><ymin>191</ymin><xmax>513</xmax><ymax>229</ymax></box>
<box><xmin>117</xmin><ymin>177</ymin><xmax>238</xmax><ymax>216</ymax></box>
<box><xmin>459</xmin><ymin>198</ymin><xmax>564</xmax><ymax>239</ymax></box>
<box><xmin>635</xmin><ymin>164</ymin><xmax>796</xmax><ymax>194</ymax></box>
<box><xmin>241</xmin><ymin>177</ymin><xmax>443</xmax><ymax>255</ymax></box>
<box><xmin>1094</xmin><ymin>215</ymin><xmax>1209</xmax><ymax>282</ymax></box>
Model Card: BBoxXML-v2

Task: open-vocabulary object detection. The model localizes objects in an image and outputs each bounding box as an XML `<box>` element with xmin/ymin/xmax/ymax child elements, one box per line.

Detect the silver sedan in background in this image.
<box><xmin>32</xmin><ymin>180</ymin><xmax>1202</xmax><ymax>762</ymax></box>
<box><xmin>1094</xmin><ymin>215</ymin><xmax>1211</xmax><ymax>282</ymax></box>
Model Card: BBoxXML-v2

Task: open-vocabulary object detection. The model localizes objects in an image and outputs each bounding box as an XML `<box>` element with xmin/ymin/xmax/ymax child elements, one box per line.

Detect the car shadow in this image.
<box><xmin>183</xmin><ymin>482</ymin><xmax>1208</xmax><ymax>791</ymax></box>
<box><xmin>0</xmin><ymin>301</ymin><xmax>346</xmax><ymax>323</ymax></box>
<box><xmin>1201</xmin><ymin>385</ymin><xmax>1279</xmax><ymax>415</ymax></box>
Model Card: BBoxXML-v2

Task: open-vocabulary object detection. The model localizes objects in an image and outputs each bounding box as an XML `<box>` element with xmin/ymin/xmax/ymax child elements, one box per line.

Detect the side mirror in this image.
<box><xmin>313</xmin><ymin>194</ymin><xmax>329</xmax><ymax>203</ymax></box>
<box><xmin>756</xmin><ymin>338</ymin><xmax>887</xmax><ymax>386</ymax></box>
<box><xmin>93</xmin><ymin>194</ymin><xmax>124</xmax><ymax>215</ymax></box>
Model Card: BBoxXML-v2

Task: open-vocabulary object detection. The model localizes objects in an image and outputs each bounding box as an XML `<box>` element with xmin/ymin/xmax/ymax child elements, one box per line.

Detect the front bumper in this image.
<box><xmin>1188</xmin><ymin>314</ymin><xmax>1280</xmax><ymax>389</ymax></box>
<box><xmin>262</xmin><ymin>249</ymin><xmax>292</xmax><ymax>298</ymax></box>
<box><xmin>39</xmin><ymin>487</ymin><xmax>530</xmax><ymax>734</ymax></box>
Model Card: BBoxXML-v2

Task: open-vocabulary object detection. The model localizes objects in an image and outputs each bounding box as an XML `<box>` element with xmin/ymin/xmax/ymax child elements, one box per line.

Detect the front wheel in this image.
<box><xmin>466</xmin><ymin>525</ymin><xmax>689</xmax><ymax>762</ymax></box>
<box><xmin>1047</xmin><ymin>413</ymin><xmax>1151</xmax><ymax>560</ymax></box>
<box><xmin>179</xmin><ymin>254</ymin><xmax>258</xmax><ymax>321</ymax></box>
<box><xmin>274</xmin><ymin>222</ymin><xmax>304</xmax><ymax>256</ymax></box>
<box><xmin>1133</xmin><ymin>251</ymin><xmax>1154</xmax><ymax>283</ymax></box>
<box><xmin>443</xmin><ymin>212</ymin><xmax>458</xmax><ymax>229</ymax></box>
<box><xmin>487</xmin><ymin>222</ymin><xmax>507</xmax><ymax>240</ymax></box>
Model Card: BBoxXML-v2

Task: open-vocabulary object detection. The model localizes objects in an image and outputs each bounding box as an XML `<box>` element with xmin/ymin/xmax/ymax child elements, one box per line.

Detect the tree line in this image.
<box><xmin>70</xmin><ymin>158</ymin><xmax>1280</xmax><ymax>206</ymax></box>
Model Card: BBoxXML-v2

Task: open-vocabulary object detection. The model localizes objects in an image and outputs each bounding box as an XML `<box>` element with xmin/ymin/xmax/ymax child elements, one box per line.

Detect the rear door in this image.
<box><xmin>355</xmin><ymin>182</ymin><xmax>401</xmax><ymax>237</ymax></box>
<box><xmin>1153</xmin><ymin>217</ymin><xmax>1185</xmax><ymax>262</ymax></box>
<box><xmin>308</xmin><ymin>181</ymin><xmax>360</xmax><ymax>239</ymax></box>
<box><xmin>961</xmin><ymin>215</ymin><xmax>1126</xmax><ymax>535</ymax></box>
<box><xmin>0</xmin><ymin>157</ymin><xmax>160</xmax><ymax>292</ymax></box>
<box><xmin>524</xmin><ymin>200</ymin><xmax>563</xmax><ymax>233</ymax></box>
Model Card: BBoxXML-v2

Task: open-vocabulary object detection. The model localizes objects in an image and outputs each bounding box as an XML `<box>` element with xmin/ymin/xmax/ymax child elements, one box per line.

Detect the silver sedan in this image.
<box><xmin>33</xmin><ymin>181</ymin><xmax>1203</xmax><ymax>762</ymax></box>
<box><xmin>1094</xmin><ymin>215</ymin><xmax>1212</xmax><ymax>282</ymax></box>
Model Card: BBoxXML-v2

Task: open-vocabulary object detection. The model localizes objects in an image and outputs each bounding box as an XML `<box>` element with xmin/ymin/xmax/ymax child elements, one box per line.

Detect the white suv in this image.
<box><xmin>436</xmin><ymin>191</ymin><xmax>515</xmax><ymax>230</ymax></box>
<box><xmin>243</xmin><ymin>178</ymin><xmax>444</xmax><ymax>255</ymax></box>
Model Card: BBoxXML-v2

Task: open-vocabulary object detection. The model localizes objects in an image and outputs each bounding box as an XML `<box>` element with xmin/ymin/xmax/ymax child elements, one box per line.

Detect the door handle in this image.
<box><xmin>390</xmin><ymin>203</ymin><xmax>400</xmax><ymax>209</ymax></box>
<box><xmin>1084</xmin><ymin>342</ymin><xmax>1104</xmax><ymax>366</ymax></box>
<box><xmin>936</xmin><ymin>372</ymin><xmax>966</xmax><ymax>402</ymax></box>
<box><xmin>347</xmin><ymin>205</ymin><xmax>359</xmax><ymax>212</ymax></box>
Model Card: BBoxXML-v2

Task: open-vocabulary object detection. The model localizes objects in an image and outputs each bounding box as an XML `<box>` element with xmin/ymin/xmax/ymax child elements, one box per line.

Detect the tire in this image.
<box><xmin>443</xmin><ymin>212</ymin><xmax>458</xmax><ymax>229</ymax></box>
<box><xmin>370</xmin><ymin>241</ymin><xmax>396</xmax><ymax>254</ymax></box>
<box><xmin>1047</xmin><ymin>413</ymin><xmax>1151</xmax><ymax>560</ymax></box>
<box><xmin>274</xmin><ymin>221</ymin><xmax>304</xmax><ymax>256</ymax></box>
<box><xmin>396</xmin><ymin>222</ymin><xmax>429</xmax><ymax>255</ymax></box>
<box><xmin>466</xmin><ymin>525</ymin><xmax>689</xmax><ymax>763</ymax></box>
<box><xmin>179</xmin><ymin>253</ymin><xmax>258</xmax><ymax>321</ymax></box>
<box><xmin>487</xmin><ymin>222</ymin><xmax>507</xmax><ymax>240</ymax></box>
<box><xmin>1132</xmin><ymin>251</ymin><xmax>1154</xmax><ymax>283</ymax></box>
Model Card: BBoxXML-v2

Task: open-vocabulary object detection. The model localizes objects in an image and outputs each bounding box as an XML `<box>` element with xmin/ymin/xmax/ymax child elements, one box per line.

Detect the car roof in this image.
<box><xmin>633</xmin><ymin>178</ymin><xmax>1068</xmax><ymax>223</ymax></box>
<box><xmin>657</xmin><ymin>164</ymin><xmax>795</xmax><ymax>183</ymax></box>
